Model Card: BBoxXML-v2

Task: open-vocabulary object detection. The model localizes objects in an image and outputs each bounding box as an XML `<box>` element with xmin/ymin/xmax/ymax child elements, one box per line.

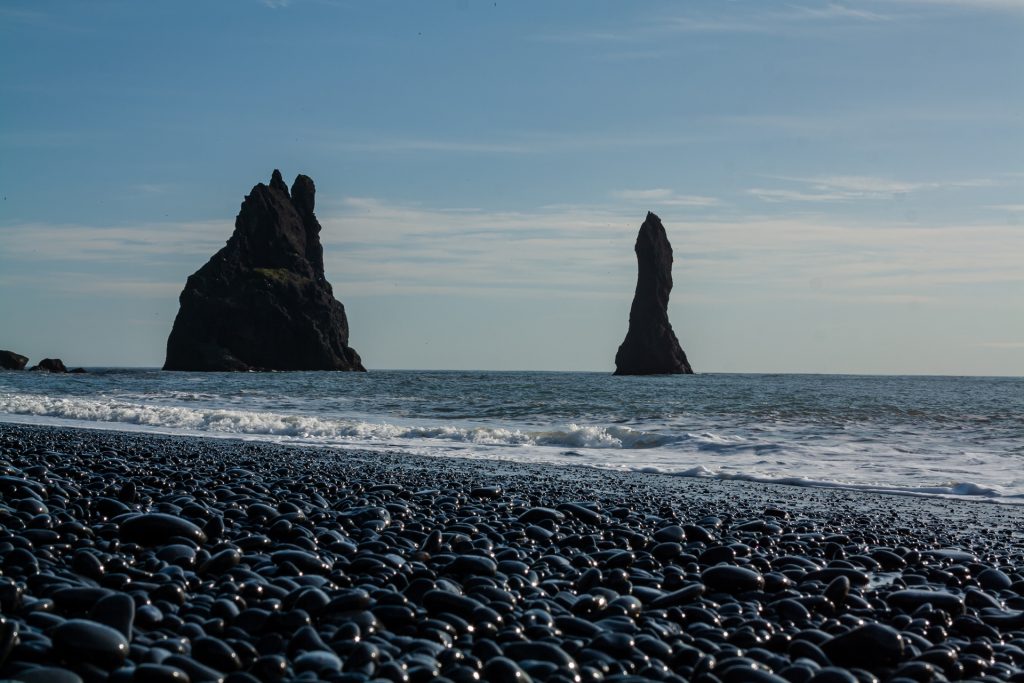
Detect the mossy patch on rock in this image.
<box><xmin>253</xmin><ymin>267</ymin><xmax>306</xmax><ymax>287</ymax></box>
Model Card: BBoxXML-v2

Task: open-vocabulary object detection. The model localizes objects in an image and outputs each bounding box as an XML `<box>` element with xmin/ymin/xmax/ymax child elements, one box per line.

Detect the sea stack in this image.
<box><xmin>614</xmin><ymin>212</ymin><xmax>694</xmax><ymax>375</ymax></box>
<box><xmin>29</xmin><ymin>358</ymin><xmax>68</xmax><ymax>373</ymax></box>
<box><xmin>164</xmin><ymin>170</ymin><xmax>365</xmax><ymax>371</ymax></box>
<box><xmin>0</xmin><ymin>350</ymin><xmax>29</xmax><ymax>370</ymax></box>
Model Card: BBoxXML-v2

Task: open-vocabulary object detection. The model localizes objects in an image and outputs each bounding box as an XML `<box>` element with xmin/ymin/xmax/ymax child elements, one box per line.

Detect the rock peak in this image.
<box><xmin>269</xmin><ymin>169</ymin><xmax>289</xmax><ymax>195</ymax></box>
<box><xmin>291</xmin><ymin>174</ymin><xmax>315</xmax><ymax>216</ymax></box>
<box><xmin>614</xmin><ymin>212</ymin><xmax>693</xmax><ymax>375</ymax></box>
<box><xmin>164</xmin><ymin>170</ymin><xmax>364</xmax><ymax>372</ymax></box>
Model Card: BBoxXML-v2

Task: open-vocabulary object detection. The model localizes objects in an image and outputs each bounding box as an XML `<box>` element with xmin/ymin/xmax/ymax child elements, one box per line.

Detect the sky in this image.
<box><xmin>0</xmin><ymin>1</ymin><xmax>1022</xmax><ymax>375</ymax></box>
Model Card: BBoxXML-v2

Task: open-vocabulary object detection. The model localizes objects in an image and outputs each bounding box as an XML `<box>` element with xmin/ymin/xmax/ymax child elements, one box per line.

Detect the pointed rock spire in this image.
<box><xmin>269</xmin><ymin>169</ymin><xmax>289</xmax><ymax>195</ymax></box>
<box><xmin>291</xmin><ymin>174</ymin><xmax>315</xmax><ymax>217</ymax></box>
<box><xmin>614</xmin><ymin>212</ymin><xmax>693</xmax><ymax>375</ymax></box>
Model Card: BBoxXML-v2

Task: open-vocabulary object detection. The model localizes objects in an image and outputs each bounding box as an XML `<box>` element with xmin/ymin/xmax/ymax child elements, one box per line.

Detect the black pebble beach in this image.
<box><xmin>2</xmin><ymin>423</ymin><xmax>1024</xmax><ymax>683</ymax></box>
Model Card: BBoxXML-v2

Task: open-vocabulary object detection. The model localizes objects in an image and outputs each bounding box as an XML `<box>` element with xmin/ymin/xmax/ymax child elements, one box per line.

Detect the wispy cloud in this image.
<box><xmin>323</xmin><ymin>131</ymin><xmax>702</xmax><ymax>156</ymax></box>
<box><xmin>0</xmin><ymin>220</ymin><xmax>229</xmax><ymax>263</ymax></box>
<box><xmin>611</xmin><ymin>189</ymin><xmax>721</xmax><ymax>207</ymax></box>
<box><xmin>660</xmin><ymin>15</ymin><xmax>770</xmax><ymax>34</ymax></box>
<box><xmin>749</xmin><ymin>174</ymin><xmax>1000</xmax><ymax>203</ymax></box>
<box><xmin>977</xmin><ymin>341</ymin><xmax>1024</xmax><ymax>349</ymax></box>
<box><xmin>790</xmin><ymin>3</ymin><xmax>892</xmax><ymax>21</ymax></box>
<box><xmin>321</xmin><ymin>198</ymin><xmax>638</xmax><ymax>298</ymax></box>
<box><xmin>664</xmin><ymin>4</ymin><xmax>890</xmax><ymax>32</ymax></box>
<box><xmin>551</xmin><ymin>0</ymin><xmax>1023</xmax><ymax>47</ymax></box>
<box><xmin>716</xmin><ymin>106</ymin><xmax>1022</xmax><ymax>141</ymax></box>
<box><xmin>0</xmin><ymin>272</ymin><xmax>182</xmax><ymax>298</ymax></box>
<box><xmin>0</xmin><ymin>6</ymin><xmax>89</xmax><ymax>32</ymax></box>
<box><xmin>6</xmin><ymin>197</ymin><xmax>1021</xmax><ymax>311</ymax></box>
<box><xmin>530</xmin><ymin>30</ymin><xmax>634</xmax><ymax>44</ymax></box>
<box><xmin>0</xmin><ymin>7</ymin><xmax>51</xmax><ymax>23</ymax></box>
<box><xmin>534</xmin><ymin>2</ymin><xmax>893</xmax><ymax>44</ymax></box>
<box><xmin>319</xmin><ymin>196</ymin><xmax>1024</xmax><ymax>307</ymax></box>
<box><xmin>131</xmin><ymin>183</ymin><xmax>176</xmax><ymax>196</ymax></box>
<box><xmin>329</xmin><ymin>138</ymin><xmax>531</xmax><ymax>155</ymax></box>
<box><xmin>885</xmin><ymin>0</ymin><xmax>1024</xmax><ymax>12</ymax></box>
<box><xmin>748</xmin><ymin>188</ymin><xmax>854</xmax><ymax>203</ymax></box>
<box><xmin>988</xmin><ymin>204</ymin><xmax>1024</xmax><ymax>212</ymax></box>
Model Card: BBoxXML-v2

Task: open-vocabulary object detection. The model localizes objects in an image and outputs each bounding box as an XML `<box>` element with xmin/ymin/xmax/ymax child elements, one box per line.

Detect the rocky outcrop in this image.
<box><xmin>164</xmin><ymin>170</ymin><xmax>364</xmax><ymax>372</ymax></box>
<box><xmin>30</xmin><ymin>358</ymin><xmax>67</xmax><ymax>373</ymax></box>
<box><xmin>0</xmin><ymin>350</ymin><xmax>29</xmax><ymax>370</ymax></box>
<box><xmin>614</xmin><ymin>212</ymin><xmax>694</xmax><ymax>375</ymax></box>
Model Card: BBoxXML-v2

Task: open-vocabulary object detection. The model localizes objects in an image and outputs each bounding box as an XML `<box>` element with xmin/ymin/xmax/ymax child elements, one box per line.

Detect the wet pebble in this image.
<box><xmin>120</xmin><ymin>513</ymin><xmax>207</xmax><ymax>546</ymax></box>
<box><xmin>821</xmin><ymin>623</ymin><xmax>904</xmax><ymax>668</ymax></box>
<box><xmin>52</xmin><ymin>618</ymin><xmax>130</xmax><ymax>669</ymax></box>
<box><xmin>90</xmin><ymin>592</ymin><xmax>135</xmax><ymax>640</ymax></box>
<box><xmin>11</xmin><ymin>666</ymin><xmax>85</xmax><ymax>683</ymax></box>
<box><xmin>703</xmin><ymin>565</ymin><xmax>765</xmax><ymax>593</ymax></box>
<box><xmin>887</xmin><ymin>589</ymin><xmax>966</xmax><ymax>616</ymax></box>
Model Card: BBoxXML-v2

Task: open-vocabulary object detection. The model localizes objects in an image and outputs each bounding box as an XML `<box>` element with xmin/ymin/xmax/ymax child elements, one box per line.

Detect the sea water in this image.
<box><xmin>1</xmin><ymin>370</ymin><xmax>1021</xmax><ymax>502</ymax></box>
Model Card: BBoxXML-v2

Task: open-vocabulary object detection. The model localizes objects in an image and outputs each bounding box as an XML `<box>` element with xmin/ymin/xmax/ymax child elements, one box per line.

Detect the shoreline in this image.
<box><xmin>2</xmin><ymin>415</ymin><xmax>1020</xmax><ymax>510</ymax></box>
<box><xmin>2</xmin><ymin>422</ymin><xmax>1023</xmax><ymax>682</ymax></box>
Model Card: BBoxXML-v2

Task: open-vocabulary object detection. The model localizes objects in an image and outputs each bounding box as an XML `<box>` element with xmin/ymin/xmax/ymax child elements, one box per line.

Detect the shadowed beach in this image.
<box><xmin>2</xmin><ymin>423</ymin><xmax>1024</xmax><ymax>682</ymax></box>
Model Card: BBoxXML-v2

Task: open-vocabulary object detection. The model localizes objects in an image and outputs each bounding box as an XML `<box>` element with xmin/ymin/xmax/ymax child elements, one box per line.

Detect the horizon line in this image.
<box><xmin>16</xmin><ymin>366</ymin><xmax>1023</xmax><ymax>379</ymax></box>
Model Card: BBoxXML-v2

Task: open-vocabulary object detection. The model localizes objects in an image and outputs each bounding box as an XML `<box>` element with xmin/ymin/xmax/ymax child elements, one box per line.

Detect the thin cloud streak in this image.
<box><xmin>330</xmin><ymin>139</ymin><xmax>532</xmax><ymax>155</ymax></box>
<box><xmin>535</xmin><ymin>0</ymin><xmax>1020</xmax><ymax>49</ymax></box>
<box><xmin>750</xmin><ymin>174</ymin><xmax>1001</xmax><ymax>202</ymax></box>
<box><xmin>533</xmin><ymin>2</ymin><xmax>895</xmax><ymax>45</ymax></box>
<box><xmin>6</xmin><ymin>200</ymin><xmax>1021</xmax><ymax>311</ymax></box>
<box><xmin>323</xmin><ymin>198</ymin><xmax>1024</xmax><ymax>304</ymax></box>
<box><xmin>655</xmin><ymin>4</ymin><xmax>892</xmax><ymax>36</ymax></box>
<box><xmin>748</xmin><ymin>188</ymin><xmax>855</xmax><ymax>203</ymax></box>
<box><xmin>977</xmin><ymin>341</ymin><xmax>1024</xmax><ymax>349</ymax></box>
<box><xmin>885</xmin><ymin>0</ymin><xmax>1024</xmax><ymax>12</ymax></box>
<box><xmin>0</xmin><ymin>221</ymin><xmax>230</xmax><ymax>262</ymax></box>
<box><xmin>324</xmin><ymin>131</ymin><xmax>704</xmax><ymax>156</ymax></box>
<box><xmin>611</xmin><ymin>189</ymin><xmax>721</xmax><ymax>207</ymax></box>
<box><xmin>790</xmin><ymin>3</ymin><xmax>892</xmax><ymax>21</ymax></box>
<box><xmin>715</xmin><ymin>107</ymin><xmax>1022</xmax><ymax>138</ymax></box>
<box><xmin>0</xmin><ymin>273</ymin><xmax>182</xmax><ymax>298</ymax></box>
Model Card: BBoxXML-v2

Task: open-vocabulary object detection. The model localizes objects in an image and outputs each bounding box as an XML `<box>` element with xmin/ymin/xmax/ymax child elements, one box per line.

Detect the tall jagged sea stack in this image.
<box><xmin>164</xmin><ymin>170</ymin><xmax>364</xmax><ymax>371</ymax></box>
<box><xmin>614</xmin><ymin>212</ymin><xmax>693</xmax><ymax>375</ymax></box>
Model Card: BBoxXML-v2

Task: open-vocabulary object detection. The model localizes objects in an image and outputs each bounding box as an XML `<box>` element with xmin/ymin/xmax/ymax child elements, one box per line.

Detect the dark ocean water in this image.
<box><xmin>1</xmin><ymin>370</ymin><xmax>1021</xmax><ymax>501</ymax></box>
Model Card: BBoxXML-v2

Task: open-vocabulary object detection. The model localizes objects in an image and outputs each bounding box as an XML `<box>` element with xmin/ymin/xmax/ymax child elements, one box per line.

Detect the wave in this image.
<box><xmin>622</xmin><ymin>465</ymin><xmax>1012</xmax><ymax>501</ymax></box>
<box><xmin>0</xmin><ymin>393</ymin><xmax>672</xmax><ymax>450</ymax></box>
<box><xmin>3</xmin><ymin>392</ymin><xmax>1019</xmax><ymax>504</ymax></box>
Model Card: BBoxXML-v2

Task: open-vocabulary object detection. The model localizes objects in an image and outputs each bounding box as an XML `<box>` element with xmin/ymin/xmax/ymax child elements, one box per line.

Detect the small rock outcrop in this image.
<box><xmin>30</xmin><ymin>358</ymin><xmax>68</xmax><ymax>373</ymax></box>
<box><xmin>614</xmin><ymin>212</ymin><xmax>694</xmax><ymax>375</ymax></box>
<box><xmin>0</xmin><ymin>350</ymin><xmax>28</xmax><ymax>370</ymax></box>
<box><xmin>164</xmin><ymin>170</ymin><xmax>364</xmax><ymax>372</ymax></box>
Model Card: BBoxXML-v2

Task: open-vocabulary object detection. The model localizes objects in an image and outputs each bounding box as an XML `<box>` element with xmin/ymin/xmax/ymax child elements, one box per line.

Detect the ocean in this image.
<box><xmin>1</xmin><ymin>370</ymin><xmax>1021</xmax><ymax>503</ymax></box>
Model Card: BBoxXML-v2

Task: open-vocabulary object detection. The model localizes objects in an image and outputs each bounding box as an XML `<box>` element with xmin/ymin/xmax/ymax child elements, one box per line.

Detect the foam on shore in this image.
<box><xmin>2</xmin><ymin>393</ymin><xmax>1020</xmax><ymax>505</ymax></box>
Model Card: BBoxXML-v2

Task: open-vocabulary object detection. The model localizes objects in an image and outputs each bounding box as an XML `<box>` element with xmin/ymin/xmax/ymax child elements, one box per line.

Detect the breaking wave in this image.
<box><xmin>0</xmin><ymin>394</ymin><xmax>672</xmax><ymax>450</ymax></box>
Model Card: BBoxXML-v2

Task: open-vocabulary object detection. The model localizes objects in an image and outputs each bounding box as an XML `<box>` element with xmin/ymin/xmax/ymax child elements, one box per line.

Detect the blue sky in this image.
<box><xmin>1</xmin><ymin>0</ymin><xmax>1022</xmax><ymax>374</ymax></box>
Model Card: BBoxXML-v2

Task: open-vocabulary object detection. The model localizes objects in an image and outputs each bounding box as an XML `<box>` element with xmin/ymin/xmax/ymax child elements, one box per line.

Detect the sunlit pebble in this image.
<box><xmin>0</xmin><ymin>423</ymin><xmax>1023</xmax><ymax>683</ymax></box>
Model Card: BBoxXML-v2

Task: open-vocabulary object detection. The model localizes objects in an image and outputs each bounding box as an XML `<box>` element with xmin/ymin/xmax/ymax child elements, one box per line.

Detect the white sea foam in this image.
<box><xmin>0</xmin><ymin>394</ymin><xmax>663</xmax><ymax>450</ymax></box>
<box><xmin>1</xmin><ymin>369</ymin><xmax>1022</xmax><ymax>504</ymax></box>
